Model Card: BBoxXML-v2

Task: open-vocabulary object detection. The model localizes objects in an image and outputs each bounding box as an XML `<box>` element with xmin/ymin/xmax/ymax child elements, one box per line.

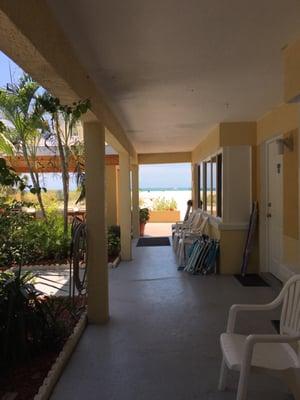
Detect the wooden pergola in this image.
<box><xmin>4</xmin><ymin>154</ymin><xmax>119</xmax><ymax>173</ymax></box>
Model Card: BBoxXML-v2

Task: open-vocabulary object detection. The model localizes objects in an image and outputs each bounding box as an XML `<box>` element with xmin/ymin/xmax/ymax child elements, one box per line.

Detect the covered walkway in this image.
<box><xmin>51</xmin><ymin>243</ymin><xmax>290</xmax><ymax>400</ymax></box>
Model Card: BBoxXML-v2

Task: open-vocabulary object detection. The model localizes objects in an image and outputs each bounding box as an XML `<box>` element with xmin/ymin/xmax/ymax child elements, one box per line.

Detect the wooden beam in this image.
<box><xmin>138</xmin><ymin>152</ymin><xmax>192</xmax><ymax>164</ymax></box>
<box><xmin>4</xmin><ymin>154</ymin><xmax>119</xmax><ymax>173</ymax></box>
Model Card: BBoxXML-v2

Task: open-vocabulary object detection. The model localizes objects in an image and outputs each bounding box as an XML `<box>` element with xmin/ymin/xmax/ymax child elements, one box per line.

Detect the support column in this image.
<box><xmin>132</xmin><ymin>164</ymin><xmax>140</xmax><ymax>238</ymax></box>
<box><xmin>83</xmin><ymin>121</ymin><xmax>109</xmax><ymax>324</ymax></box>
<box><xmin>118</xmin><ymin>151</ymin><xmax>132</xmax><ymax>260</ymax></box>
<box><xmin>106</xmin><ymin>165</ymin><xmax>118</xmax><ymax>226</ymax></box>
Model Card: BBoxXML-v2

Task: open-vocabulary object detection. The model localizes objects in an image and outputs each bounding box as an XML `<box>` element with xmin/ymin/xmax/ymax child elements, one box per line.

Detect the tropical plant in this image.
<box><xmin>0</xmin><ymin>74</ymin><xmax>48</xmax><ymax>218</ymax></box>
<box><xmin>0</xmin><ymin>121</ymin><xmax>14</xmax><ymax>155</ymax></box>
<box><xmin>37</xmin><ymin>93</ymin><xmax>90</xmax><ymax>235</ymax></box>
<box><xmin>0</xmin><ymin>157</ymin><xmax>26</xmax><ymax>193</ymax></box>
<box><xmin>0</xmin><ymin>268</ymin><xmax>42</xmax><ymax>367</ymax></box>
<box><xmin>152</xmin><ymin>196</ymin><xmax>177</xmax><ymax>211</ymax></box>
<box><xmin>72</xmin><ymin>141</ymin><xmax>85</xmax><ymax>204</ymax></box>
<box><xmin>107</xmin><ymin>232</ymin><xmax>121</xmax><ymax>258</ymax></box>
<box><xmin>37</xmin><ymin>296</ymin><xmax>78</xmax><ymax>350</ymax></box>
<box><xmin>108</xmin><ymin>225</ymin><xmax>120</xmax><ymax>238</ymax></box>
<box><xmin>0</xmin><ymin>205</ymin><xmax>70</xmax><ymax>268</ymax></box>
<box><xmin>139</xmin><ymin>207</ymin><xmax>150</xmax><ymax>223</ymax></box>
<box><xmin>0</xmin><ymin>268</ymin><xmax>79</xmax><ymax>370</ymax></box>
<box><xmin>0</xmin><ymin>158</ymin><xmax>42</xmax><ymax>203</ymax></box>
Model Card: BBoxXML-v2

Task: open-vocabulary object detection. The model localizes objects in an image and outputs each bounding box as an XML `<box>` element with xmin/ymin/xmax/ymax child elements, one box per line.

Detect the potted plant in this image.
<box><xmin>139</xmin><ymin>208</ymin><xmax>150</xmax><ymax>236</ymax></box>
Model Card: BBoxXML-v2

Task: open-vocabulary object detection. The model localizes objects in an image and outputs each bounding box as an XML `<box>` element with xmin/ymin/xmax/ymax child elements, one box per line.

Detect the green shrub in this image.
<box><xmin>0</xmin><ymin>268</ymin><xmax>78</xmax><ymax>370</ymax></box>
<box><xmin>0</xmin><ymin>269</ymin><xmax>42</xmax><ymax>367</ymax></box>
<box><xmin>107</xmin><ymin>232</ymin><xmax>120</xmax><ymax>258</ymax></box>
<box><xmin>108</xmin><ymin>225</ymin><xmax>120</xmax><ymax>238</ymax></box>
<box><xmin>152</xmin><ymin>196</ymin><xmax>177</xmax><ymax>211</ymax></box>
<box><xmin>0</xmin><ymin>203</ymin><xmax>70</xmax><ymax>268</ymax></box>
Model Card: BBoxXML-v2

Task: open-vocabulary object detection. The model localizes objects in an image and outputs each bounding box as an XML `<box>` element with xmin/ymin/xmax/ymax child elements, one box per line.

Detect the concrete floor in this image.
<box><xmin>51</xmin><ymin>242</ymin><xmax>292</xmax><ymax>400</ymax></box>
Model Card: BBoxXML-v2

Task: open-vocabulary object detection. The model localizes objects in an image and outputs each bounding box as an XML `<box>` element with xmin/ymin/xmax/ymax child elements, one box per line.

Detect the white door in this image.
<box><xmin>266</xmin><ymin>138</ymin><xmax>283</xmax><ymax>280</ymax></box>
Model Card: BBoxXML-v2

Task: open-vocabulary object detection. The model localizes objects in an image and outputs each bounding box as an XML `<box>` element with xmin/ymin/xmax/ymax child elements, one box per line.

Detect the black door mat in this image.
<box><xmin>272</xmin><ymin>320</ymin><xmax>280</xmax><ymax>333</ymax></box>
<box><xmin>137</xmin><ymin>237</ymin><xmax>170</xmax><ymax>247</ymax></box>
<box><xmin>234</xmin><ymin>274</ymin><xmax>270</xmax><ymax>287</ymax></box>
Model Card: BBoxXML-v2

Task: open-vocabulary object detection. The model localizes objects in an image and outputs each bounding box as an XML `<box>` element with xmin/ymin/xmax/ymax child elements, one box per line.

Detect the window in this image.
<box><xmin>197</xmin><ymin>153</ymin><xmax>222</xmax><ymax>217</ymax></box>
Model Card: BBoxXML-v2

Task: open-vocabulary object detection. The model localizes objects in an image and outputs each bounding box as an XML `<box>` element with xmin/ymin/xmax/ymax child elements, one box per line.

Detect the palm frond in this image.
<box><xmin>0</xmin><ymin>132</ymin><xmax>15</xmax><ymax>155</ymax></box>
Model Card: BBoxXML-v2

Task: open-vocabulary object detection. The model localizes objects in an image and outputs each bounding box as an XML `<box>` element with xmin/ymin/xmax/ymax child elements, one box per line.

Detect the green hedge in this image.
<box><xmin>0</xmin><ymin>204</ymin><xmax>70</xmax><ymax>268</ymax></box>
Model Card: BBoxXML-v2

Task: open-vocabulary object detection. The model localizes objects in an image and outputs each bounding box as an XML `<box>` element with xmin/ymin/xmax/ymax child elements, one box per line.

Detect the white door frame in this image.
<box><xmin>260</xmin><ymin>134</ymin><xmax>287</xmax><ymax>281</ymax></box>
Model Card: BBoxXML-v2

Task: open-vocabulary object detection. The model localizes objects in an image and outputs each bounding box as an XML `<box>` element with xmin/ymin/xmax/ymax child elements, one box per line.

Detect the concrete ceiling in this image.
<box><xmin>46</xmin><ymin>0</ymin><xmax>300</xmax><ymax>153</ymax></box>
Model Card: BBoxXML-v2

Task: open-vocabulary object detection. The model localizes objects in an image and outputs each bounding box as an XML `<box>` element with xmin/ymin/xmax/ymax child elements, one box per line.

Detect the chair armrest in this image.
<box><xmin>227</xmin><ymin>299</ymin><xmax>282</xmax><ymax>333</ymax></box>
<box><xmin>173</xmin><ymin>221</ymin><xmax>183</xmax><ymax>228</ymax></box>
<box><xmin>246</xmin><ymin>334</ymin><xmax>300</xmax><ymax>345</ymax></box>
<box><xmin>240</xmin><ymin>334</ymin><xmax>300</xmax><ymax>373</ymax></box>
<box><xmin>185</xmin><ymin>233</ymin><xmax>200</xmax><ymax>239</ymax></box>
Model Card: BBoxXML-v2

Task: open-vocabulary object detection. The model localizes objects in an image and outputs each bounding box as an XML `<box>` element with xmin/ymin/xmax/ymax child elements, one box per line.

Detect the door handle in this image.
<box><xmin>267</xmin><ymin>213</ymin><xmax>272</xmax><ymax>218</ymax></box>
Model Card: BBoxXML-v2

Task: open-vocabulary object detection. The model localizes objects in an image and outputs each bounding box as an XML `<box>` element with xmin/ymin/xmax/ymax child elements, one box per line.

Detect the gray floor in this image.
<box><xmin>51</xmin><ymin>241</ymin><xmax>292</xmax><ymax>400</ymax></box>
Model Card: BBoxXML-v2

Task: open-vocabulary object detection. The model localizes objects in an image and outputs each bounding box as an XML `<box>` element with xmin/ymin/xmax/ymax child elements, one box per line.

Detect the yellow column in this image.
<box><xmin>118</xmin><ymin>151</ymin><xmax>132</xmax><ymax>260</ymax></box>
<box><xmin>106</xmin><ymin>165</ymin><xmax>118</xmax><ymax>226</ymax></box>
<box><xmin>83</xmin><ymin>121</ymin><xmax>109</xmax><ymax>324</ymax></box>
<box><xmin>132</xmin><ymin>164</ymin><xmax>140</xmax><ymax>238</ymax></box>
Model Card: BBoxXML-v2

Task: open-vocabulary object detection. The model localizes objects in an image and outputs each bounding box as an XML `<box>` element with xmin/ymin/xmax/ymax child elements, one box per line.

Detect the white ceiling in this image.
<box><xmin>47</xmin><ymin>0</ymin><xmax>300</xmax><ymax>153</ymax></box>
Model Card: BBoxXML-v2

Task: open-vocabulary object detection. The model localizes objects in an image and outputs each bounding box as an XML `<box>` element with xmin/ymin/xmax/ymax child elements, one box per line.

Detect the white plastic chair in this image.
<box><xmin>172</xmin><ymin>202</ymin><xmax>192</xmax><ymax>232</ymax></box>
<box><xmin>219</xmin><ymin>274</ymin><xmax>300</xmax><ymax>400</ymax></box>
<box><xmin>176</xmin><ymin>215</ymin><xmax>209</xmax><ymax>267</ymax></box>
<box><xmin>172</xmin><ymin>209</ymin><xmax>198</xmax><ymax>237</ymax></box>
<box><xmin>172</xmin><ymin>210</ymin><xmax>202</xmax><ymax>252</ymax></box>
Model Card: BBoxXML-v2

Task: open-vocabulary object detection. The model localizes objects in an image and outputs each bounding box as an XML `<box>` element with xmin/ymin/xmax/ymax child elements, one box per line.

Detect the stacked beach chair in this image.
<box><xmin>184</xmin><ymin>236</ymin><xmax>219</xmax><ymax>274</ymax></box>
<box><xmin>172</xmin><ymin>209</ymin><xmax>202</xmax><ymax>252</ymax></box>
<box><xmin>172</xmin><ymin>208</ymin><xmax>219</xmax><ymax>274</ymax></box>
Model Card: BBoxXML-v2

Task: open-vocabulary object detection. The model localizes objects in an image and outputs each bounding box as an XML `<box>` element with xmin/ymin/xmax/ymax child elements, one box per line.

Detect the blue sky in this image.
<box><xmin>0</xmin><ymin>51</ymin><xmax>191</xmax><ymax>190</ymax></box>
<box><xmin>0</xmin><ymin>51</ymin><xmax>23</xmax><ymax>87</ymax></box>
<box><xmin>139</xmin><ymin>164</ymin><xmax>191</xmax><ymax>189</ymax></box>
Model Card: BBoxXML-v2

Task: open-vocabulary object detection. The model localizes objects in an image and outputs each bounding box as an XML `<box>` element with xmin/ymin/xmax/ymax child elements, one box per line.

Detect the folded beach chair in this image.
<box><xmin>184</xmin><ymin>236</ymin><xmax>219</xmax><ymax>275</ymax></box>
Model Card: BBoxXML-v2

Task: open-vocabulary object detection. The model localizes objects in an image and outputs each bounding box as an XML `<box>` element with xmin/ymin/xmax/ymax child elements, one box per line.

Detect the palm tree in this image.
<box><xmin>0</xmin><ymin>121</ymin><xmax>14</xmax><ymax>155</ymax></box>
<box><xmin>37</xmin><ymin>93</ymin><xmax>90</xmax><ymax>235</ymax></box>
<box><xmin>0</xmin><ymin>74</ymin><xmax>47</xmax><ymax>219</ymax></box>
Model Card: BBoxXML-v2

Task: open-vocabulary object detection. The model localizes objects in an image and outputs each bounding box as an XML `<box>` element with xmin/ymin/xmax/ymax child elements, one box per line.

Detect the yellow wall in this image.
<box><xmin>283</xmin><ymin>129</ymin><xmax>299</xmax><ymax>240</ymax></box>
<box><xmin>219</xmin><ymin>122</ymin><xmax>257</xmax><ymax>146</ymax></box>
<box><xmin>105</xmin><ymin>165</ymin><xmax>118</xmax><ymax>226</ymax></box>
<box><xmin>191</xmin><ymin>122</ymin><xmax>259</xmax><ymax>274</ymax></box>
<box><xmin>191</xmin><ymin>114</ymin><xmax>300</xmax><ymax>274</ymax></box>
<box><xmin>257</xmin><ymin>104</ymin><xmax>299</xmax><ymax>268</ymax></box>
<box><xmin>256</xmin><ymin>104</ymin><xmax>298</xmax><ymax>144</ymax></box>
<box><xmin>191</xmin><ymin>122</ymin><xmax>257</xmax><ymax>163</ymax></box>
<box><xmin>191</xmin><ymin>126</ymin><xmax>220</xmax><ymax>162</ymax></box>
<box><xmin>219</xmin><ymin>230</ymin><xmax>259</xmax><ymax>274</ymax></box>
<box><xmin>283</xmin><ymin>39</ymin><xmax>300</xmax><ymax>103</ymax></box>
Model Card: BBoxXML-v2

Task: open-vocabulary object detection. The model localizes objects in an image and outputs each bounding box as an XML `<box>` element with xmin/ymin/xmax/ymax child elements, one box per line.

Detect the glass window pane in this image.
<box><xmin>217</xmin><ymin>153</ymin><xmax>222</xmax><ymax>217</ymax></box>
<box><xmin>205</xmin><ymin>161</ymin><xmax>212</xmax><ymax>213</ymax></box>
<box><xmin>198</xmin><ymin>164</ymin><xmax>203</xmax><ymax>209</ymax></box>
<box><xmin>211</xmin><ymin>157</ymin><xmax>217</xmax><ymax>216</ymax></box>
